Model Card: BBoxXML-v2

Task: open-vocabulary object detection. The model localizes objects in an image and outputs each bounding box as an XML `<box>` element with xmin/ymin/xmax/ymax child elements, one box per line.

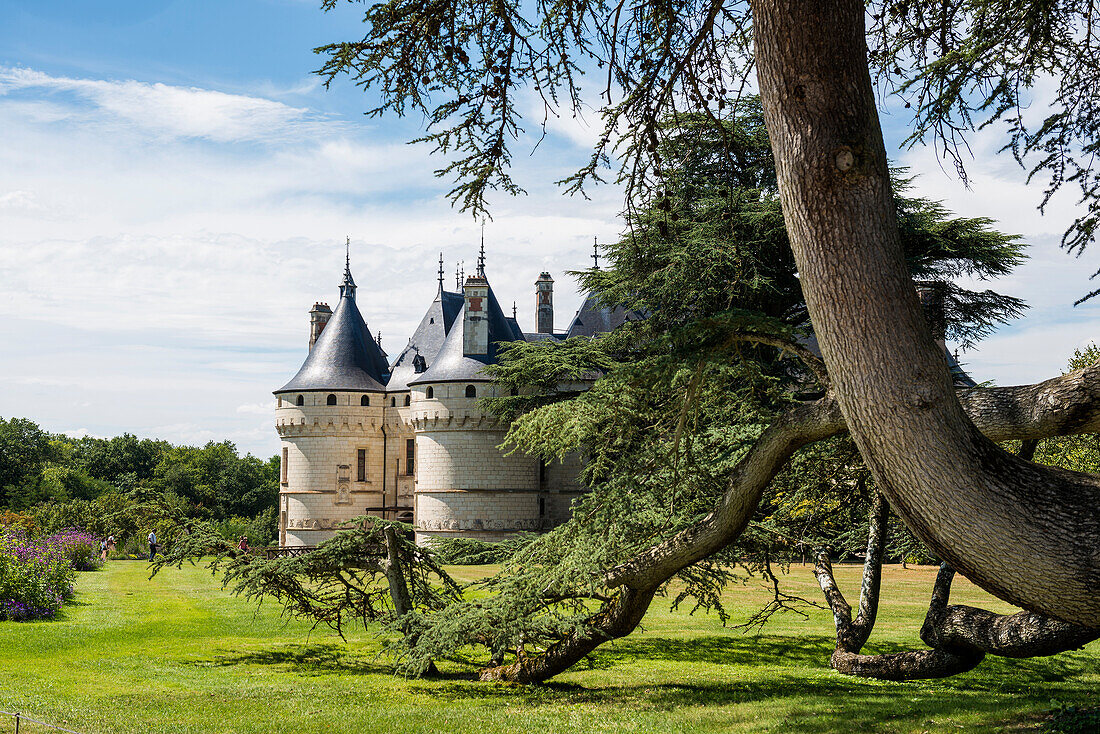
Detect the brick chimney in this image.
<box><xmin>309</xmin><ymin>302</ymin><xmax>332</xmax><ymax>350</ymax></box>
<box><xmin>463</xmin><ymin>275</ymin><xmax>490</xmax><ymax>356</ymax></box>
<box><xmin>535</xmin><ymin>272</ymin><xmax>554</xmax><ymax>334</ymax></box>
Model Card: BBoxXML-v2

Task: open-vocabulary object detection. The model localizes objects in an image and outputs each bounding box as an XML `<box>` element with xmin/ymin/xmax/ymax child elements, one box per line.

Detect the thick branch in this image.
<box><xmin>481</xmin><ymin>364</ymin><xmax>1100</xmax><ymax>682</ymax></box>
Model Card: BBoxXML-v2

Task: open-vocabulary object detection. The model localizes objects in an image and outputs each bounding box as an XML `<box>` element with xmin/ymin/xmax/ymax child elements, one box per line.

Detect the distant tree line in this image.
<box><xmin>0</xmin><ymin>419</ymin><xmax>279</xmax><ymax>550</ymax></box>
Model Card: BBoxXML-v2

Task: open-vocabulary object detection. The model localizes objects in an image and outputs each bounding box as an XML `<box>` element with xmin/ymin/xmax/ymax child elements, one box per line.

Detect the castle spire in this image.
<box><xmin>592</xmin><ymin>236</ymin><xmax>600</xmax><ymax>270</ymax></box>
<box><xmin>477</xmin><ymin>221</ymin><xmax>486</xmax><ymax>277</ymax></box>
<box><xmin>438</xmin><ymin>252</ymin><xmax>445</xmax><ymax>292</ymax></box>
<box><xmin>339</xmin><ymin>236</ymin><xmax>357</xmax><ymax>299</ymax></box>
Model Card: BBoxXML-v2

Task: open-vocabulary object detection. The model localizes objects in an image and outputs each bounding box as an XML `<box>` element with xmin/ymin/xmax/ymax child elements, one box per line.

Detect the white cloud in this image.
<box><xmin>0</xmin><ymin>190</ymin><xmax>46</xmax><ymax>212</ymax></box>
<box><xmin>0</xmin><ymin>67</ymin><xmax>621</xmax><ymax>456</ymax></box>
<box><xmin>0</xmin><ymin>66</ymin><xmax>321</xmax><ymax>143</ymax></box>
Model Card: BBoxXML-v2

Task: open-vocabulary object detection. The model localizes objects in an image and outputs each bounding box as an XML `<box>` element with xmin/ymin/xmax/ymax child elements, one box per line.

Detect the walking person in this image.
<box><xmin>100</xmin><ymin>538</ymin><xmax>108</xmax><ymax>562</ymax></box>
<box><xmin>106</xmin><ymin>534</ymin><xmax>116</xmax><ymax>557</ymax></box>
<box><xmin>236</xmin><ymin>535</ymin><xmax>250</xmax><ymax>553</ymax></box>
<box><xmin>148</xmin><ymin>530</ymin><xmax>157</xmax><ymax>561</ymax></box>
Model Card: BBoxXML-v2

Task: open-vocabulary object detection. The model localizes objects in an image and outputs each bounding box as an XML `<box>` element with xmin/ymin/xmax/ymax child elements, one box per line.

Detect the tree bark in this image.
<box><xmin>751</xmin><ymin>0</ymin><xmax>1100</xmax><ymax>627</ymax></box>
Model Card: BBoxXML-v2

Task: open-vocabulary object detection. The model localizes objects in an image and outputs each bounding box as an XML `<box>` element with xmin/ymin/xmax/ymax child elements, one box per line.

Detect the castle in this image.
<box><xmin>273</xmin><ymin>246</ymin><xmax>632</xmax><ymax>547</ymax></box>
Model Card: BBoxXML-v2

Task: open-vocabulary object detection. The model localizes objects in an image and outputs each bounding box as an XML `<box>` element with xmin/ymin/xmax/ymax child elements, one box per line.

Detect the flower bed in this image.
<box><xmin>0</xmin><ymin>528</ymin><xmax>101</xmax><ymax>621</ymax></box>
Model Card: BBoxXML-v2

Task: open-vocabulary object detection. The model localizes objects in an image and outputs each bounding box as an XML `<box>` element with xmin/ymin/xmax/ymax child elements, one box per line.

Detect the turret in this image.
<box><xmin>463</xmin><ymin>275</ymin><xmax>490</xmax><ymax>356</ymax></box>
<box><xmin>536</xmin><ymin>272</ymin><xmax>554</xmax><ymax>334</ymax></box>
<box><xmin>309</xmin><ymin>303</ymin><xmax>332</xmax><ymax>350</ymax></box>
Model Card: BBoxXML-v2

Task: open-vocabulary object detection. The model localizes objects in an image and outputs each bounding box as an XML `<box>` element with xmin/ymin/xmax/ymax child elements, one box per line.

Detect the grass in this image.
<box><xmin>0</xmin><ymin>561</ymin><xmax>1096</xmax><ymax>733</ymax></box>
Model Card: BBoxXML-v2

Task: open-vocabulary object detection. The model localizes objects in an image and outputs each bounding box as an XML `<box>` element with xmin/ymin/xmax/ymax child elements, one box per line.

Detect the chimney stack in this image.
<box><xmin>463</xmin><ymin>275</ymin><xmax>490</xmax><ymax>356</ymax></box>
<box><xmin>535</xmin><ymin>272</ymin><xmax>554</xmax><ymax>334</ymax></box>
<box><xmin>309</xmin><ymin>302</ymin><xmax>332</xmax><ymax>350</ymax></box>
<box><xmin>915</xmin><ymin>281</ymin><xmax>947</xmax><ymax>349</ymax></box>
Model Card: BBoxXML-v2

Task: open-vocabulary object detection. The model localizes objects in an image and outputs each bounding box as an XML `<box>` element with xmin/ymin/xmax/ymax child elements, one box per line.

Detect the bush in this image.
<box><xmin>0</xmin><ymin>529</ymin><xmax>76</xmax><ymax>621</ymax></box>
<box><xmin>49</xmin><ymin>529</ymin><xmax>103</xmax><ymax>572</ymax></box>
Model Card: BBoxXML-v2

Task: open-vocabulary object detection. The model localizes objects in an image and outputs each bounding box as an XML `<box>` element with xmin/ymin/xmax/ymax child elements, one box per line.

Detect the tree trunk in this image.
<box><xmin>751</xmin><ymin>0</ymin><xmax>1100</xmax><ymax>627</ymax></box>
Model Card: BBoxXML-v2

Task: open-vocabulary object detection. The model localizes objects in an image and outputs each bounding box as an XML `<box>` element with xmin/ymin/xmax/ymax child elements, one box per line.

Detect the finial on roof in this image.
<box><xmin>339</xmin><ymin>237</ymin><xmax>357</xmax><ymax>298</ymax></box>
<box><xmin>477</xmin><ymin>221</ymin><xmax>486</xmax><ymax>277</ymax></box>
<box><xmin>377</xmin><ymin>331</ymin><xmax>382</xmax><ymax>347</ymax></box>
<box><xmin>456</xmin><ymin>261</ymin><xmax>464</xmax><ymax>290</ymax></box>
<box><xmin>512</xmin><ymin>301</ymin><xmax>517</xmax><ymax>319</ymax></box>
<box><xmin>592</xmin><ymin>236</ymin><xmax>600</xmax><ymax>270</ymax></box>
<box><xmin>438</xmin><ymin>252</ymin><xmax>445</xmax><ymax>291</ymax></box>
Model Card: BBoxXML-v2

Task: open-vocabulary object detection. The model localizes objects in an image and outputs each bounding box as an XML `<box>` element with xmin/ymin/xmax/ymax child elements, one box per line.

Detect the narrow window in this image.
<box><xmin>361</xmin><ymin>395</ymin><xmax>370</xmax><ymax>406</ymax></box>
<box><xmin>465</xmin><ymin>385</ymin><xmax>477</xmax><ymax>398</ymax></box>
<box><xmin>405</xmin><ymin>439</ymin><xmax>415</xmax><ymax>475</ymax></box>
<box><xmin>357</xmin><ymin>448</ymin><xmax>367</xmax><ymax>482</ymax></box>
<box><xmin>390</xmin><ymin>397</ymin><xmax>396</xmax><ymax>407</ymax></box>
<box><xmin>296</xmin><ymin>394</ymin><xmax>304</xmax><ymax>406</ymax></box>
<box><xmin>281</xmin><ymin>447</ymin><xmax>288</xmax><ymax>484</ymax></box>
<box><xmin>539</xmin><ymin>496</ymin><xmax>546</xmax><ymax>517</ymax></box>
<box><xmin>327</xmin><ymin>394</ymin><xmax>337</xmax><ymax>405</ymax></box>
<box><xmin>539</xmin><ymin>459</ymin><xmax>546</xmax><ymax>483</ymax></box>
<box><xmin>426</xmin><ymin>386</ymin><xmax>434</xmax><ymax>399</ymax></box>
<box><xmin>404</xmin><ymin>395</ymin><xmax>411</xmax><ymax>407</ymax></box>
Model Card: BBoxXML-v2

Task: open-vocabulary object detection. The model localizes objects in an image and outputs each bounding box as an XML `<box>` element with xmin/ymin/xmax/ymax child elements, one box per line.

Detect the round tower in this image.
<box><xmin>273</xmin><ymin>255</ymin><xmax>392</xmax><ymax>546</ymax></box>
<box><xmin>275</xmin><ymin>391</ymin><xmax>386</xmax><ymax>545</ymax></box>
<box><xmin>408</xmin><ymin>274</ymin><xmax>542</xmax><ymax>544</ymax></box>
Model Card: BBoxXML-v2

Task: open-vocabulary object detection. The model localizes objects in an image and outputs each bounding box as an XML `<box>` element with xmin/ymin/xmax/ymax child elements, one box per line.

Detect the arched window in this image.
<box><xmin>360</xmin><ymin>395</ymin><xmax>370</xmax><ymax>406</ymax></box>
<box><xmin>327</xmin><ymin>394</ymin><xmax>337</xmax><ymax>406</ymax></box>
<box><xmin>296</xmin><ymin>395</ymin><xmax>304</xmax><ymax>406</ymax></box>
<box><xmin>465</xmin><ymin>385</ymin><xmax>477</xmax><ymax>398</ymax></box>
<box><xmin>404</xmin><ymin>395</ymin><xmax>411</xmax><ymax>407</ymax></box>
<box><xmin>390</xmin><ymin>397</ymin><xmax>396</xmax><ymax>407</ymax></box>
<box><xmin>426</xmin><ymin>387</ymin><xmax>434</xmax><ymax>399</ymax></box>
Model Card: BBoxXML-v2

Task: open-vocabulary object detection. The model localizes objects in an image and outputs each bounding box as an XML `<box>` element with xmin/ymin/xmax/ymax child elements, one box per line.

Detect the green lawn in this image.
<box><xmin>0</xmin><ymin>561</ymin><xmax>1095</xmax><ymax>733</ymax></box>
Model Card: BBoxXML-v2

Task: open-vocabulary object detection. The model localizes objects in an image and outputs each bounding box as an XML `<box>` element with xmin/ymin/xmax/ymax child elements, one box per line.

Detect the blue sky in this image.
<box><xmin>1</xmin><ymin>1</ymin><xmax>1097</xmax><ymax>457</ymax></box>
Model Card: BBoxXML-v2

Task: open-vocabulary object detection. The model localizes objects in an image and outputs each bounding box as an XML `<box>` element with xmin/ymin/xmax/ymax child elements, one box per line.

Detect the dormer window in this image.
<box><xmin>412</xmin><ymin>354</ymin><xmax>427</xmax><ymax>373</ymax></box>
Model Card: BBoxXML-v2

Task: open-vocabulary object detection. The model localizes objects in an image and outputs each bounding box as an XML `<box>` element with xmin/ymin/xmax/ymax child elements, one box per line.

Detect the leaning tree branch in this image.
<box><xmin>477</xmin><ymin>363</ymin><xmax>1100</xmax><ymax>682</ymax></box>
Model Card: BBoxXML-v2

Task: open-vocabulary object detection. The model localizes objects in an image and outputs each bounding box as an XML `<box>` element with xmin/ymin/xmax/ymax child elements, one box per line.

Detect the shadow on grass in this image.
<box><xmin>193</xmin><ymin>642</ymin><xmax>475</xmax><ymax>681</ymax></box>
<box><xmin>410</xmin><ymin>633</ymin><xmax>1098</xmax><ymax>728</ymax></box>
<box><xmin>195</xmin><ymin>643</ymin><xmax>388</xmax><ymax>676</ymax></box>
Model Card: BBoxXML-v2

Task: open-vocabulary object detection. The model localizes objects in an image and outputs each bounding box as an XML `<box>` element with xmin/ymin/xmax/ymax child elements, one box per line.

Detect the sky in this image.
<box><xmin>1</xmin><ymin>1</ymin><xmax>1097</xmax><ymax>458</ymax></box>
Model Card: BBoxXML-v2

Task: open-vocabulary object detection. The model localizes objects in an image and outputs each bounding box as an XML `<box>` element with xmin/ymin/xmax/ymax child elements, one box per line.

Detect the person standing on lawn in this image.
<box><xmin>148</xmin><ymin>530</ymin><xmax>157</xmax><ymax>561</ymax></box>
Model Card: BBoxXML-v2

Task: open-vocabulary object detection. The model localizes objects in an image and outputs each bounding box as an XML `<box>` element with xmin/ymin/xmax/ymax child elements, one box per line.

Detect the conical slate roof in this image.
<box><xmin>276</xmin><ymin>267</ymin><xmax>390</xmax><ymax>393</ymax></box>
<box><xmin>387</xmin><ymin>287</ymin><xmax>464</xmax><ymax>391</ymax></box>
<box><xmin>565</xmin><ymin>291</ymin><xmax>638</xmax><ymax>338</ymax></box>
<box><xmin>409</xmin><ymin>278</ymin><xmax>523</xmax><ymax>385</ymax></box>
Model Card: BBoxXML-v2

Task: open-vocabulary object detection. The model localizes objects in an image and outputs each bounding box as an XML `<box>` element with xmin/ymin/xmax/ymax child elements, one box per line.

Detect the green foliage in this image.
<box><xmin>428</xmin><ymin>533</ymin><xmax>538</xmax><ymax>565</ymax></box>
<box><xmin>420</xmin><ymin>102</ymin><xmax>1026</xmax><ymax>663</ymax></box>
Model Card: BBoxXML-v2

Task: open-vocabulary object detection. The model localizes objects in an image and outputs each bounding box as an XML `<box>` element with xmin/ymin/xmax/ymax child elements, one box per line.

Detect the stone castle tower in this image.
<box><xmin>274</xmin><ymin>244</ymin><xmax>636</xmax><ymax>546</ymax></box>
